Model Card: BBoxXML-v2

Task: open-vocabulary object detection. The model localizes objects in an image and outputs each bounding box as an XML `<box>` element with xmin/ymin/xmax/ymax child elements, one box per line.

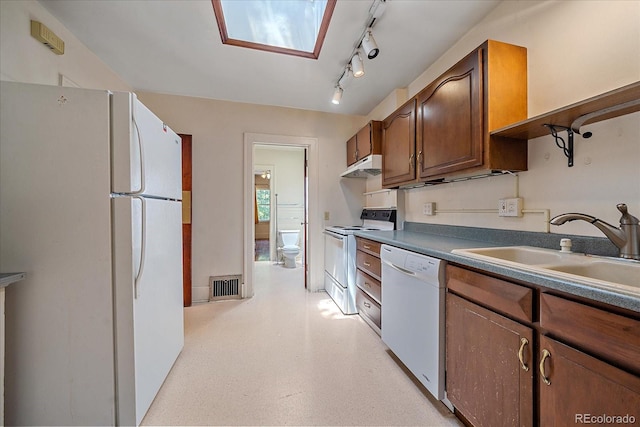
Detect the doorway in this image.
<box><xmin>243</xmin><ymin>133</ymin><xmax>319</xmax><ymax>298</ymax></box>
<box><xmin>254</xmin><ymin>147</ymin><xmax>306</xmax><ymax>269</ymax></box>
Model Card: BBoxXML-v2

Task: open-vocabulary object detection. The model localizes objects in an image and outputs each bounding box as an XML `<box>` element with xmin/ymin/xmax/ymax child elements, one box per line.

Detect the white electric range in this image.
<box><xmin>324</xmin><ymin>209</ymin><xmax>396</xmax><ymax>314</ymax></box>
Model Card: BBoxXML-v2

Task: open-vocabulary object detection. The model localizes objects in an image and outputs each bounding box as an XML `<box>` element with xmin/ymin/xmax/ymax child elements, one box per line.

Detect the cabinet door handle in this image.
<box><xmin>417</xmin><ymin>150</ymin><xmax>423</xmax><ymax>166</ymax></box>
<box><xmin>409</xmin><ymin>153</ymin><xmax>415</xmax><ymax>169</ymax></box>
<box><xmin>518</xmin><ymin>337</ymin><xmax>529</xmax><ymax>372</ymax></box>
<box><xmin>539</xmin><ymin>349</ymin><xmax>552</xmax><ymax>386</ymax></box>
<box><xmin>364</xmin><ymin>262</ymin><xmax>371</xmax><ymax>267</ymax></box>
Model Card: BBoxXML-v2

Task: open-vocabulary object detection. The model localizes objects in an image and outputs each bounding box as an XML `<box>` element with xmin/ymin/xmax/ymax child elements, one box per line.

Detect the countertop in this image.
<box><xmin>0</xmin><ymin>272</ymin><xmax>26</xmax><ymax>288</ymax></box>
<box><xmin>355</xmin><ymin>223</ymin><xmax>639</xmax><ymax>313</ymax></box>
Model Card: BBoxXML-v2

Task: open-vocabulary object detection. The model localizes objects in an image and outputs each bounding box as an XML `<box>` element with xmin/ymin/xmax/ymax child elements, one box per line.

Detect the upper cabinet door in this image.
<box><xmin>417</xmin><ymin>49</ymin><xmax>483</xmax><ymax>179</ymax></box>
<box><xmin>346</xmin><ymin>134</ymin><xmax>358</xmax><ymax>166</ymax></box>
<box><xmin>382</xmin><ymin>99</ymin><xmax>416</xmax><ymax>187</ymax></box>
<box><xmin>356</xmin><ymin>121</ymin><xmax>382</xmax><ymax>161</ymax></box>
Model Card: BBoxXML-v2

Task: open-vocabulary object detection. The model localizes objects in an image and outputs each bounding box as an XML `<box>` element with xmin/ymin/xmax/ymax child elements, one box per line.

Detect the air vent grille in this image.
<box><xmin>30</xmin><ymin>21</ymin><xmax>65</xmax><ymax>55</ymax></box>
<box><xmin>209</xmin><ymin>275</ymin><xmax>242</xmax><ymax>301</ymax></box>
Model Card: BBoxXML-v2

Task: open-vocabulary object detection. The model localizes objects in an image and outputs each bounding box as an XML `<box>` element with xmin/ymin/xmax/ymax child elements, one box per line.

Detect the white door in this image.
<box><xmin>111</xmin><ymin>92</ymin><xmax>182</xmax><ymax>199</ymax></box>
<box><xmin>112</xmin><ymin>196</ymin><xmax>184</xmax><ymax>426</ymax></box>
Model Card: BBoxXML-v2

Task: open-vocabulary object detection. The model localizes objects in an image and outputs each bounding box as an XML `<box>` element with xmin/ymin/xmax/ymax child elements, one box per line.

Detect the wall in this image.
<box><xmin>0</xmin><ymin>0</ymin><xmax>367</xmax><ymax>298</ymax></box>
<box><xmin>0</xmin><ymin>0</ymin><xmax>130</xmax><ymax>91</ymax></box>
<box><xmin>136</xmin><ymin>91</ymin><xmax>365</xmax><ymax>299</ymax></box>
<box><xmin>366</xmin><ymin>0</ymin><xmax>640</xmax><ymax>239</ymax></box>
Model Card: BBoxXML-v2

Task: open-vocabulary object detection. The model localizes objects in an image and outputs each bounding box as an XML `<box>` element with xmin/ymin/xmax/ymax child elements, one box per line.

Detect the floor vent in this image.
<box><xmin>209</xmin><ymin>275</ymin><xmax>242</xmax><ymax>301</ymax></box>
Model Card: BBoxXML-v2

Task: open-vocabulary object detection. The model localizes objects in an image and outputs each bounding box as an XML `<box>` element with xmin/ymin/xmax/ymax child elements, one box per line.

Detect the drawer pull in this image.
<box><xmin>364</xmin><ymin>244</ymin><xmax>371</xmax><ymax>249</ymax></box>
<box><xmin>539</xmin><ymin>349</ymin><xmax>551</xmax><ymax>386</ymax></box>
<box><xmin>518</xmin><ymin>337</ymin><xmax>529</xmax><ymax>372</ymax></box>
<box><xmin>364</xmin><ymin>282</ymin><xmax>371</xmax><ymax>288</ymax></box>
<box><xmin>364</xmin><ymin>262</ymin><xmax>371</xmax><ymax>267</ymax></box>
<box><xmin>363</xmin><ymin>301</ymin><xmax>371</xmax><ymax>309</ymax></box>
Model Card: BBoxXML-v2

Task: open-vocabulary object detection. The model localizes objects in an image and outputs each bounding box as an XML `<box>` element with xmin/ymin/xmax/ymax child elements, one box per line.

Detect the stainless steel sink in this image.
<box><xmin>452</xmin><ymin>246</ymin><xmax>640</xmax><ymax>296</ymax></box>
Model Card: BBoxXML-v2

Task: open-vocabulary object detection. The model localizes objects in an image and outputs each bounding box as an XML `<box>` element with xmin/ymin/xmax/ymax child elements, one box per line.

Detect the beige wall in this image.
<box><xmin>136</xmin><ymin>92</ymin><xmax>365</xmax><ymax>299</ymax></box>
<box><xmin>2</xmin><ymin>0</ymin><xmax>639</xmax><ymax>295</ymax></box>
<box><xmin>366</xmin><ymin>0</ymin><xmax>640</xmax><ymax>238</ymax></box>
<box><xmin>0</xmin><ymin>0</ymin><xmax>130</xmax><ymax>91</ymax></box>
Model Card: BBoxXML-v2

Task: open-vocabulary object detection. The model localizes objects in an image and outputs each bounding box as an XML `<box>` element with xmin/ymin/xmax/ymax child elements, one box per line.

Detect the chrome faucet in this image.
<box><xmin>550</xmin><ymin>203</ymin><xmax>640</xmax><ymax>261</ymax></box>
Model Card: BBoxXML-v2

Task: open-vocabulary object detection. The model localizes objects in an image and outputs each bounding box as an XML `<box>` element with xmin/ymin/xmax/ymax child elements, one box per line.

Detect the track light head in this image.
<box><xmin>331</xmin><ymin>86</ymin><xmax>343</xmax><ymax>105</ymax></box>
<box><xmin>361</xmin><ymin>29</ymin><xmax>379</xmax><ymax>59</ymax></box>
<box><xmin>351</xmin><ymin>52</ymin><xmax>365</xmax><ymax>78</ymax></box>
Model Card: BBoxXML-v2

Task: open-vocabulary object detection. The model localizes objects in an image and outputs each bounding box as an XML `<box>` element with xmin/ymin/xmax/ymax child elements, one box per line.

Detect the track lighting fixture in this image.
<box><xmin>332</xmin><ymin>86</ymin><xmax>343</xmax><ymax>105</ymax></box>
<box><xmin>351</xmin><ymin>52</ymin><xmax>365</xmax><ymax>78</ymax></box>
<box><xmin>361</xmin><ymin>29</ymin><xmax>379</xmax><ymax>59</ymax></box>
<box><xmin>330</xmin><ymin>0</ymin><xmax>387</xmax><ymax>105</ymax></box>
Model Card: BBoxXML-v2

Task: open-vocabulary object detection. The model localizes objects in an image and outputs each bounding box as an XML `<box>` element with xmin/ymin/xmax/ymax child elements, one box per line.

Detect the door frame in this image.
<box><xmin>243</xmin><ymin>133</ymin><xmax>318</xmax><ymax>298</ymax></box>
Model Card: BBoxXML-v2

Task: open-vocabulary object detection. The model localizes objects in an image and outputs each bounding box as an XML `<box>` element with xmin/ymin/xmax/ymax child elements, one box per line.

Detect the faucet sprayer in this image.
<box><xmin>549</xmin><ymin>203</ymin><xmax>640</xmax><ymax>261</ymax></box>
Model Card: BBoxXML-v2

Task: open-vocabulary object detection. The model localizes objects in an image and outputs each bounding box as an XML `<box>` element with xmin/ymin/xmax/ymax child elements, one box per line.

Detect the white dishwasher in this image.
<box><xmin>380</xmin><ymin>244</ymin><xmax>448</xmax><ymax>405</ymax></box>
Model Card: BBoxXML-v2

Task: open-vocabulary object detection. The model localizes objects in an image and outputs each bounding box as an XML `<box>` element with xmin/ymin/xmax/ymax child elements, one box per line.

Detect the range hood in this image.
<box><xmin>340</xmin><ymin>154</ymin><xmax>382</xmax><ymax>178</ymax></box>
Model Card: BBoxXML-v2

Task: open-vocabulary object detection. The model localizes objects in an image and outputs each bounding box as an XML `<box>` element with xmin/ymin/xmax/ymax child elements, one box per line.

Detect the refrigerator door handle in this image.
<box><xmin>134</xmin><ymin>195</ymin><xmax>147</xmax><ymax>298</ymax></box>
<box><xmin>131</xmin><ymin>98</ymin><xmax>146</xmax><ymax>195</ymax></box>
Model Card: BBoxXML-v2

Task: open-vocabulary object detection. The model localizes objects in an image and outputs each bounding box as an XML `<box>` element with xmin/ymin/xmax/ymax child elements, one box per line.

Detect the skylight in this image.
<box><xmin>212</xmin><ymin>0</ymin><xmax>335</xmax><ymax>59</ymax></box>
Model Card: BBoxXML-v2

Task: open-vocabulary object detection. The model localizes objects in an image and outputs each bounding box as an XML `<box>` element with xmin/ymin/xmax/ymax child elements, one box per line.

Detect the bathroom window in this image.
<box><xmin>256</xmin><ymin>188</ymin><xmax>271</xmax><ymax>222</ymax></box>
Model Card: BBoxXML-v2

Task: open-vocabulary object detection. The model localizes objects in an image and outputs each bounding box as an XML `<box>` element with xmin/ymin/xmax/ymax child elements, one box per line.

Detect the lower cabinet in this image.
<box><xmin>355</xmin><ymin>237</ymin><xmax>382</xmax><ymax>334</ymax></box>
<box><xmin>538</xmin><ymin>335</ymin><xmax>640</xmax><ymax>426</ymax></box>
<box><xmin>446</xmin><ymin>285</ymin><xmax>533</xmax><ymax>427</ymax></box>
<box><xmin>446</xmin><ymin>264</ymin><xmax>640</xmax><ymax>427</ymax></box>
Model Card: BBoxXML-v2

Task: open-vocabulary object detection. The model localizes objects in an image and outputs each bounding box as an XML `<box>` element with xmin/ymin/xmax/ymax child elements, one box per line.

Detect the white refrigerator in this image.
<box><xmin>0</xmin><ymin>81</ymin><xmax>184</xmax><ymax>426</ymax></box>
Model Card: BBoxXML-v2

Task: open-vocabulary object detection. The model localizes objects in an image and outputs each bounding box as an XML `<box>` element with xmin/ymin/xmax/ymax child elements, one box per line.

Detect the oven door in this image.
<box><xmin>324</xmin><ymin>230</ymin><xmax>346</xmax><ymax>285</ymax></box>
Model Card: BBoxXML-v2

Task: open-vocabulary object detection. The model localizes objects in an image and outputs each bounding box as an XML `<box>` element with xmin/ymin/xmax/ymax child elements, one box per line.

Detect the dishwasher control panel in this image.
<box><xmin>380</xmin><ymin>244</ymin><xmax>445</xmax><ymax>284</ymax></box>
<box><xmin>405</xmin><ymin>254</ymin><xmax>439</xmax><ymax>274</ymax></box>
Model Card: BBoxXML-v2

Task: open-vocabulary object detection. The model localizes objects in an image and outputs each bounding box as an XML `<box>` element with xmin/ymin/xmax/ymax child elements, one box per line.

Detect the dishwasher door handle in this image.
<box><xmin>383</xmin><ymin>260</ymin><xmax>416</xmax><ymax>276</ymax></box>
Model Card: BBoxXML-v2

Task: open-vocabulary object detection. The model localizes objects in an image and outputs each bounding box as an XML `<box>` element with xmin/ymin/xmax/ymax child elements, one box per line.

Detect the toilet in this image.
<box><xmin>278</xmin><ymin>229</ymin><xmax>300</xmax><ymax>268</ymax></box>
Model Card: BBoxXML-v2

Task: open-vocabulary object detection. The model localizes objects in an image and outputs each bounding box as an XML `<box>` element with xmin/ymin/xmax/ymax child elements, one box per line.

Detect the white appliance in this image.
<box><xmin>324</xmin><ymin>209</ymin><xmax>396</xmax><ymax>314</ymax></box>
<box><xmin>380</xmin><ymin>244</ymin><xmax>451</xmax><ymax>409</ymax></box>
<box><xmin>0</xmin><ymin>81</ymin><xmax>184</xmax><ymax>426</ymax></box>
<box><xmin>340</xmin><ymin>154</ymin><xmax>382</xmax><ymax>178</ymax></box>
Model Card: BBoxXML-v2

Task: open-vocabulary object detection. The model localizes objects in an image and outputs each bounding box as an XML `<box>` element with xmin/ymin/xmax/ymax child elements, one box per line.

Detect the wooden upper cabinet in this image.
<box><xmin>383</xmin><ymin>40</ymin><xmax>528</xmax><ymax>187</ymax></box>
<box><xmin>418</xmin><ymin>40</ymin><xmax>528</xmax><ymax>180</ymax></box>
<box><xmin>346</xmin><ymin>121</ymin><xmax>382</xmax><ymax>166</ymax></box>
<box><xmin>346</xmin><ymin>134</ymin><xmax>358</xmax><ymax>166</ymax></box>
<box><xmin>417</xmin><ymin>48</ymin><xmax>483</xmax><ymax>179</ymax></box>
<box><xmin>382</xmin><ymin>99</ymin><xmax>416</xmax><ymax>187</ymax></box>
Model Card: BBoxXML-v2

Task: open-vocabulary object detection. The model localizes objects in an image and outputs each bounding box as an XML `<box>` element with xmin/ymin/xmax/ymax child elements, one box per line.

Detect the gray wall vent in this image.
<box><xmin>209</xmin><ymin>275</ymin><xmax>242</xmax><ymax>301</ymax></box>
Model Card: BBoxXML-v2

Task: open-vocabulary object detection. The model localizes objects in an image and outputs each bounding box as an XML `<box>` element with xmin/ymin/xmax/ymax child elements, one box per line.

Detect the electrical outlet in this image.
<box><xmin>498</xmin><ymin>198</ymin><xmax>523</xmax><ymax>217</ymax></box>
<box><xmin>423</xmin><ymin>202</ymin><xmax>436</xmax><ymax>216</ymax></box>
<box><xmin>324</xmin><ymin>211</ymin><xmax>330</xmax><ymax>221</ymax></box>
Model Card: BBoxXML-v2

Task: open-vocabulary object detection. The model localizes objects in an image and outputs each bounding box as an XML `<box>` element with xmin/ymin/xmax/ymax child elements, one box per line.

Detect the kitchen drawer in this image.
<box><xmin>540</xmin><ymin>293</ymin><xmax>640</xmax><ymax>374</ymax></box>
<box><xmin>357</xmin><ymin>250</ymin><xmax>381</xmax><ymax>279</ymax></box>
<box><xmin>356</xmin><ymin>287</ymin><xmax>381</xmax><ymax>331</ymax></box>
<box><xmin>447</xmin><ymin>265</ymin><xmax>533</xmax><ymax>323</ymax></box>
<box><xmin>356</xmin><ymin>269</ymin><xmax>381</xmax><ymax>304</ymax></box>
<box><xmin>356</xmin><ymin>237</ymin><xmax>381</xmax><ymax>257</ymax></box>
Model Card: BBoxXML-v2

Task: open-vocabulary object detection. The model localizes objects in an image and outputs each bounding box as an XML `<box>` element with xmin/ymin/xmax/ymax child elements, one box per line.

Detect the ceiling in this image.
<box><xmin>40</xmin><ymin>0</ymin><xmax>501</xmax><ymax>116</ymax></box>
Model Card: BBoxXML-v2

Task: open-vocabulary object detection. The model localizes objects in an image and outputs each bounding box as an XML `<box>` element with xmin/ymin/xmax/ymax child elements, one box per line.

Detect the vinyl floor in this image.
<box><xmin>141</xmin><ymin>261</ymin><xmax>462</xmax><ymax>426</ymax></box>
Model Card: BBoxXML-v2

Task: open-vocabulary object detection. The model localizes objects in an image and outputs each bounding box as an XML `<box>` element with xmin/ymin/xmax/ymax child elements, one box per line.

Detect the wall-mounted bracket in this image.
<box><xmin>544</xmin><ymin>124</ymin><xmax>574</xmax><ymax>167</ymax></box>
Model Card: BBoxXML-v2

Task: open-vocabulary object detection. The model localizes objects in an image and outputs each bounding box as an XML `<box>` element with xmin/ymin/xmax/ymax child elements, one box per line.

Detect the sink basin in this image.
<box><xmin>452</xmin><ymin>246</ymin><xmax>640</xmax><ymax>297</ymax></box>
<box><xmin>452</xmin><ymin>246</ymin><xmax>569</xmax><ymax>265</ymax></box>
<box><xmin>544</xmin><ymin>261</ymin><xmax>640</xmax><ymax>288</ymax></box>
